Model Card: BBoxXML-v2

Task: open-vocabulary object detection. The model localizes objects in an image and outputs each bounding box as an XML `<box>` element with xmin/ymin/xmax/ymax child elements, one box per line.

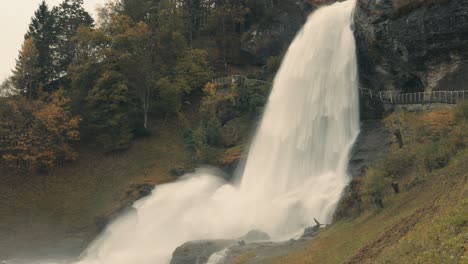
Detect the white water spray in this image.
<box><xmin>25</xmin><ymin>1</ymin><xmax>360</xmax><ymax>263</ymax></box>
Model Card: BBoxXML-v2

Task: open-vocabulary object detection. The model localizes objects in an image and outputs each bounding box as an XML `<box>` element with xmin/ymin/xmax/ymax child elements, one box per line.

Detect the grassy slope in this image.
<box><xmin>266</xmin><ymin>107</ymin><xmax>468</xmax><ymax>264</ymax></box>
<box><xmin>270</xmin><ymin>150</ymin><xmax>467</xmax><ymax>264</ymax></box>
<box><xmin>0</xmin><ymin>117</ymin><xmax>190</xmax><ymax>259</ymax></box>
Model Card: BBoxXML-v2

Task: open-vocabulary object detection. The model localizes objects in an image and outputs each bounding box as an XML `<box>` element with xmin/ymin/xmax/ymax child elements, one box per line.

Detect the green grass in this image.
<box><xmin>267</xmin><ymin>149</ymin><xmax>467</xmax><ymax>264</ymax></box>
<box><xmin>267</xmin><ymin>105</ymin><xmax>468</xmax><ymax>264</ymax></box>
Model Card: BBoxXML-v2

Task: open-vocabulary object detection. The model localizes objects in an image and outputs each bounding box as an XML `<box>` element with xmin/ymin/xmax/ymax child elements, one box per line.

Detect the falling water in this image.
<box><xmin>10</xmin><ymin>1</ymin><xmax>359</xmax><ymax>263</ymax></box>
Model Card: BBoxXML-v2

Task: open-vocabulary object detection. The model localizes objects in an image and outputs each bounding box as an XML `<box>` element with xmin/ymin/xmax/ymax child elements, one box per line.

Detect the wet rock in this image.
<box><xmin>354</xmin><ymin>0</ymin><xmax>468</xmax><ymax>92</ymax></box>
<box><xmin>338</xmin><ymin>120</ymin><xmax>392</xmax><ymax>219</ymax></box>
<box><xmin>301</xmin><ymin>225</ymin><xmax>321</xmax><ymax>239</ymax></box>
<box><xmin>348</xmin><ymin>120</ymin><xmax>392</xmax><ymax>178</ymax></box>
<box><xmin>170</xmin><ymin>230</ymin><xmax>270</xmax><ymax>264</ymax></box>
<box><xmin>170</xmin><ymin>240</ymin><xmax>237</xmax><ymax>264</ymax></box>
<box><xmin>238</xmin><ymin>230</ymin><xmax>271</xmax><ymax>242</ymax></box>
<box><xmin>170</xmin><ymin>168</ymin><xmax>186</xmax><ymax>177</ymax></box>
<box><xmin>241</xmin><ymin>1</ymin><xmax>312</xmax><ymax>65</ymax></box>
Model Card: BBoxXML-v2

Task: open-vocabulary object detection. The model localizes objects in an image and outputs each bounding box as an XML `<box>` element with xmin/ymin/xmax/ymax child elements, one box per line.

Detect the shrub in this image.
<box><xmin>422</xmin><ymin>123</ymin><xmax>467</xmax><ymax>172</ymax></box>
<box><xmin>454</xmin><ymin>101</ymin><xmax>468</xmax><ymax>122</ymax></box>
<box><xmin>361</xmin><ymin>149</ymin><xmax>414</xmax><ymax>209</ymax></box>
<box><xmin>362</xmin><ymin>168</ymin><xmax>386</xmax><ymax>209</ymax></box>
<box><xmin>237</xmin><ymin>81</ymin><xmax>269</xmax><ymax>116</ymax></box>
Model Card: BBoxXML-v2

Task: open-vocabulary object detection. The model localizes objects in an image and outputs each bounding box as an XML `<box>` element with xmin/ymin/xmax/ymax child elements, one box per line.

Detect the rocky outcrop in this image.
<box><xmin>354</xmin><ymin>0</ymin><xmax>468</xmax><ymax>93</ymax></box>
<box><xmin>241</xmin><ymin>0</ymin><xmax>340</xmax><ymax>65</ymax></box>
<box><xmin>348</xmin><ymin>120</ymin><xmax>392</xmax><ymax>178</ymax></box>
<box><xmin>241</xmin><ymin>2</ymin><xmax>310</xmax><ymax>65</ymax></box>
<box><xmin>337</xmin><ymin>120</ymin><xmax>392</xmax><ymax>219</ymax></box>
<box><xmin>170</xmin><ymin>227</ymin><xmax>326</xmax><ymax>264</ymax></box>
<box><xmin>171</xmin><ymin>240</ymin><xmax>237</xmax><ymax>264</ymax></box>
<box><xmin>170</xmin><ymin>230</ymin><xmax>271</xmax><ymax>264</ymax></box>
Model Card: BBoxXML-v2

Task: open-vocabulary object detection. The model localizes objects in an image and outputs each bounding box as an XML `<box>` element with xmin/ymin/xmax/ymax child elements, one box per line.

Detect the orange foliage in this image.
<box><xmin>385</xmin><ymin>108</ymin><xmax>455</xmax><ymax>143</ymax></box>
<box><xmin>0</xmin><ymin>89</ymin><xmax>80</xmax><ymax>172</ymax></box>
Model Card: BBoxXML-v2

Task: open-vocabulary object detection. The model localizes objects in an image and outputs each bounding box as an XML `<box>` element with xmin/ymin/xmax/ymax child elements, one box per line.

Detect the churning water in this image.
<box><xmin>8</xmin><ymin>1</ymin><xmax>359</xmax><ymax>263</ymax></box>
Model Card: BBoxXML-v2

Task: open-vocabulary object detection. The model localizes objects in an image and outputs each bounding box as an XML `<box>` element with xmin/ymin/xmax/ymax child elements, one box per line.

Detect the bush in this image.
<box><xmin>362</xmin><ymin>168</ymin><xmax>386</xmax><ymax>209</ymax></box>
<box><xmin>237</xmin><ymin>81</ymin><xmax>269</xmax><ymax>116</ymax></box>
<box><xmin>361</xmin><ymin>150</ymin><xmax>414</xmax><ymax>209</ymax></box>
<box><xmin>422</xmin><ymin>123</ymin><xmax>467</xmax><ymax>172</ymax></box>
<box><xmin>454</xmin><ymin>101</ymin><xmax>468</xmax><ymax>122</ymax></box>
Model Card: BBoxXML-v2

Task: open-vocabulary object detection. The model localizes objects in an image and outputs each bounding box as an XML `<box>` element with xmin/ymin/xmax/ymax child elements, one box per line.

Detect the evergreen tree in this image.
<box><xmin>25</xmin><ymin>1</ymin><xmax>57</xmax><ymax>86</ymax></box>
<box><xmin>54</xmin><ymin>0</ymin><xmax>94</xmax><ymax>77</ymax></box>
<box><xmin>12</xmin><ymin>38</ymin><xmax>40</xmax><ymax>100</ymax></box>
<box><xmin>84</xmin><ymin>71</ymin><xmax>133</xmax><ymax>151</ymax></box>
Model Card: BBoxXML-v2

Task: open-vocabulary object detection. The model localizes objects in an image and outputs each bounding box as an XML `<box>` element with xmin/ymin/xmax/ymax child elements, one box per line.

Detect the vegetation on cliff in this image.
<box><xmin>266</xmin><ymin>103</ymin><xmax>468</xmax><ymax>264</ymax></box>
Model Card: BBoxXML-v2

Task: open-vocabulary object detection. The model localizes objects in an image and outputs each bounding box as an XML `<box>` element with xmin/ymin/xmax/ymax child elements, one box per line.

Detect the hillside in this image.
<box><xmin>1</xmin><ymin>0</ymin><xmax>467</xmax><ymax>263</ymax></box>
<box><xmin>204</xmin><ymin>103</ymin><xmax>468</xmax><ymax>264</ymax></box>
<box><xmin>0</xmin><ymin>117</ymin><xmax>190</xmax><ymax>259</ymax></box>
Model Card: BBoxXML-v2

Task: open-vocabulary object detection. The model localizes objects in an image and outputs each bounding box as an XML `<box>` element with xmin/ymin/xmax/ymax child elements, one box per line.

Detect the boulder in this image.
<box><xmin>219</xmin><ymin>117</ymin><xmax>251</xmax><ymax>148</ymax></box>
<box><xmin>238</xmin><ymin>230</ymin><xmax>271</xmax><ymax>242</ymax></box>
<box><xmin>170</xmin><ymin>240</ymin><xmax>237</xmax><ymax>264</ymax></box>
<box><xmin>170</xmin><ymin>230</ymin><xmax>270</xmax><ymax>264</ymax></box>
<box><xmin>301</xmin><ymin>225</ymin><xmax>321</xmax><ymax>239</ymax></box>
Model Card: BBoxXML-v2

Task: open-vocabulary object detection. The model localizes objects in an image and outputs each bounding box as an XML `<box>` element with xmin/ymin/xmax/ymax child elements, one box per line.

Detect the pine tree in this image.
<box><xmin>12</xmin><ymin>38</ymin><xmax>40</xmax><ymax>100</ymax></box>
<box><xmin>25</xmin><ymin>1</ymin><xmax>57</xmax><ymax>86</ymax></box>
<box><xmin>54</xmin><ymin>0</ymin><xmax>94</xmax><ymax>77</ymax></box>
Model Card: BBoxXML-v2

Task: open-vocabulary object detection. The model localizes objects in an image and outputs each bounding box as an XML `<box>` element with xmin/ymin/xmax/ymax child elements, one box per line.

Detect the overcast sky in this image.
<box><xmin>0</xmin><ymin>0</ymin><xmax>107</xmax><ymax>80</ymax></box>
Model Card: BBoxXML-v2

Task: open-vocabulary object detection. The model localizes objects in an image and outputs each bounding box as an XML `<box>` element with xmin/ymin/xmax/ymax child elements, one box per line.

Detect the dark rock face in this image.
<box><xmin>241</xmin><ymin>2</ymin><xmax>312</xmax><ymax>65</ymax></box>
<box><xmin>354</xmin><ymin>0</ymin><xmax>468</xmax><ymax>93</ymax></box>
<box><xmin>241</xmin><ymin>1</ymin><xmax>342</xmax><ymax>65</ymax></box>
<box><xmin>337</xmin><ymin>120</ymin><xmax>392</xmax><ymax>219</ymax></box>
<box><xmin>348</xmin><ymin>120</ymin><xmax>392</xmax><ymax>178</ymax></box>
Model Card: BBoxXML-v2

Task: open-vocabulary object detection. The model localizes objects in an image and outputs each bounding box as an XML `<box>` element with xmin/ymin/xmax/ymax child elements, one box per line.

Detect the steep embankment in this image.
<box><xmin>226</xmin><ymin>103</ymin><xmax>468</xmax><ymax>263</ymax></box>
<box><xmin>0</xmin><ymin>118</ymin><xmax>191</xmax><ymax>260</ymax></box>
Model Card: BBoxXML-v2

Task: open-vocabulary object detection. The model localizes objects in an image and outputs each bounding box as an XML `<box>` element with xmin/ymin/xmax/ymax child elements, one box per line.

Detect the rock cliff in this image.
<box><xmin>241</xmin><ymin>0</ymin><xmax>339</xmax><ymax>65</ymax></box>
<box><xmin>354</xmin><ymin>0</ymin><xmax>468</xmax><ymax>93</ymax></box>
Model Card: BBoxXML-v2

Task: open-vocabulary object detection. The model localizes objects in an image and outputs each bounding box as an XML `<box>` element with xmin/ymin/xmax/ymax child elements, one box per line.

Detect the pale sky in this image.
<box><xmin>0</xmin><ymin>0</ymin><xmax>107</xmax><ymax>80</ymax></box>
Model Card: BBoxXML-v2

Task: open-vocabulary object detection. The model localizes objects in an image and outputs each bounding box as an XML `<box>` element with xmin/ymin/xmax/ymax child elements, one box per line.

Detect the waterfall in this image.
<box><xmin>23</xmin><ymin>1</ymin><xmax>359</xmax><ymax>263</ymax></box>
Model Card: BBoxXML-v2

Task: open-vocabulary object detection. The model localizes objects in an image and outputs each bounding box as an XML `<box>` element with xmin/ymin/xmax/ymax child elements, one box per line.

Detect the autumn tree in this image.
<box><xmin>175</xmin><ymin>49</ymin><xmax>212</xmax><ymax>93</ymax></box>
<box><xmin>0</xmin><ymin>90</ymin><xmax>79</xmax><ymax>172</ymax></box>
